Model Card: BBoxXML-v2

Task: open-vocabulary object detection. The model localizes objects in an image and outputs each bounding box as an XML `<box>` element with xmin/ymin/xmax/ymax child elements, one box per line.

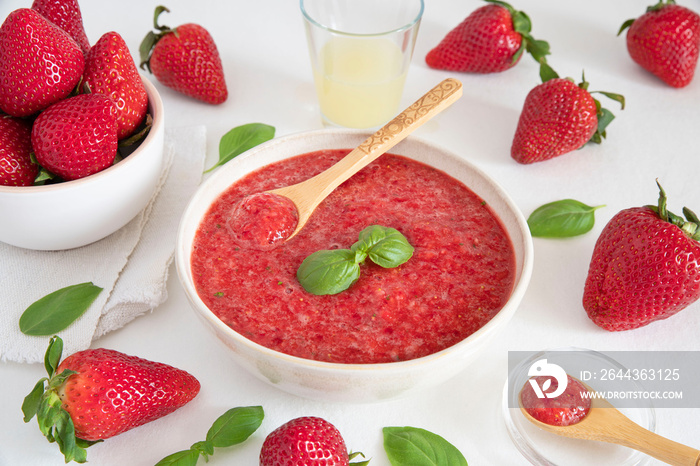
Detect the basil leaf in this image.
<box><xmin>155</xmin><ymin>406</ymin><xmax>264</xmax><ymax>466</ymax></box>
<box><xmin>206</xmin><ymin>406</ymin><xmax>264</xmax><ymax>448</ymax></box>
<box><xmin>354</xmin><ymin>225</ymin><xmax>414</xmax><ymax>268</ymax></box>
<box><xmin>19</xmin><ymin>283</ymin><xmax>103</xmax><ymax>336</ymax></box>
<box><xmin>297</xmin><ymin>249</ymin><xmax>361</xmax><ymax>295</ymax></box>
<box><xmin>205</xmin><ymin>123</ymin><xmax>275</xmax><ymax>173</ymax></box>
<box><xmin>154</xmin><ymin>449</ymin><xmax>200</xmax><ymax>466</ymax></box>
<box><xmin>383</xmin><ymin>426</ymin><xmax>468</xmax><ymax>466</ymax></box>
<box><xmin>527</xmin><ymin>199</ymin><xmax>604</xmax><ymax>238</ymax></box>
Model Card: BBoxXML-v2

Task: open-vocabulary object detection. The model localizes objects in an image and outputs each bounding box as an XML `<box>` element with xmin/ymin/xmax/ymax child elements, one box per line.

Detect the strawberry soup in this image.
<box><xmin>191</xmin><ymin>149</ymin><xmax>516</xmax><ymax>364</ymax></box>
<box><xmin>520</xmin><ymin>375</ymin><xmax>592</xmax><ymax>426</ymax></box>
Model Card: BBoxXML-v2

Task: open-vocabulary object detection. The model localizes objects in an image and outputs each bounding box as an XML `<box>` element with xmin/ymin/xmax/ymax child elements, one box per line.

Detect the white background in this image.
<box><xmin>1</xmin><ymin>0</ymin><xmax>699</xmax><ymax>464</ymax></box>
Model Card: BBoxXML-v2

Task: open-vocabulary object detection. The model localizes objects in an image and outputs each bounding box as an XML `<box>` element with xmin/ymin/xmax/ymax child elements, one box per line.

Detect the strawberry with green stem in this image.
<box><xmin>618</xmin><ymin>0</ymin><xmax>700</xmax><ymax>88</ymax></box>
<box><xmin>583</xmin><ymin>181</ymin><xmax>700</xmax><ymax>331</ymax></box>
<box><xmin>139</xmin><ymin>5</ymin><xmax>228</xmax><ymax>104</ymax></box>
<box><xmin>23</xmin><ymin>336</ymin><xmax>200</xmax><ymax>463</ymax></box>
<box><xmin>511</xmin><ymin>68</ymin><xmax>625</xmax><ymax>164</ymax></box>
<box><xmin>260</xmin><ymin>416</ymin><xmax>369</xmax><ymax>466</ymax></box>
<box><xmin>425</xmin><ymin>0</ymin><xmax>552</xmax><ymax>75</ymax></box>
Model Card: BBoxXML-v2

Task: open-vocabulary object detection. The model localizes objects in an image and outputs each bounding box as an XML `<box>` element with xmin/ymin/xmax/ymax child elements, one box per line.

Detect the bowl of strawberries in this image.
<box><xmin>0</xmin><ymin>8</ymin><xmax>165</xmax><ymax>251</ymax></box>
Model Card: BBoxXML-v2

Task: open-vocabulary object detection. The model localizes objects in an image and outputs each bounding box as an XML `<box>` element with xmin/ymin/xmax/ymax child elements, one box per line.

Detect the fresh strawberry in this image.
<box><xmin>511</xmin><ymin>72</ymin><xmax>624</xmax><ymax>164</ymax></box>
<box><xmin>31</xmin><ymin>93</ymin><xmax>118</xmax><ymax>180</ymax></box>
<box><xmin>583</xmin><ymin>181</ymin><xmax>700</xmax><ymax>331</ymax></box>
<box><xmin>84</xmin><ymin>31</ymin><xmax>149</xmax><ymax>140</ymax></box>
<box><xmin>260</xmin><ymin>416</ymin><xmax>367</xmax><ymax>466</ymax></box>
<box><xmin>0</xmin><ymin>8</ymin><xmax>84</xmax><ymax>117</ymax></box>
<box><xmin>425</xmin><ymin>0</ymin><xmax>551</xmax><ymax>73</ymax></box>
<box><xmin>0</xmin><ymin>116</ymin><xmax>38</xmax><ymax>187</ymax></box>
<box><xmin>31</xmin><ymin>0</ymin><xmax>91</xmax><ymax>56</ymax></box>
<box><xmin>23</xmin><ymin>336</ymin><xmax>200</xmax><ymax>463</ymax></box>
<box><xmin>139</xmin><ymin>6</ymin><xmax>227</xmax><ymax>104</ymax></box>
<box><xmin>619</xmin><ymin>0</ymin><xmax>700</xmax><ymax>88</ymax></box>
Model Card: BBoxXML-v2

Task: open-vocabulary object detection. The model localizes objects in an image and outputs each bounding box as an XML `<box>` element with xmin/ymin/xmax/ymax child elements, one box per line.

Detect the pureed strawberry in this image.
<box><xmin>191</xmin><ymin>149</ymin><xmax>516</xmax><ymax>364</ymax></box>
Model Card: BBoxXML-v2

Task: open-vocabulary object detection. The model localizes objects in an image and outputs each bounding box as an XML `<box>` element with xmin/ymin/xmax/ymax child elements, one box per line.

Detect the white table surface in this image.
<box><xmin>2</xmin><ymin>1</ymin><xmax>699</xmax><ymax>465</ymax></box>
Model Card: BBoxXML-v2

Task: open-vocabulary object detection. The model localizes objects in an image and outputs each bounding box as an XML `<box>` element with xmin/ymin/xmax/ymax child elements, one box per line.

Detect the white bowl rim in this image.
<box><xmin>176</xmin><ymin>127</ymin><xmax>534</xmax><ymax>373</ymax></box>
<box><xmin>0</xmin><ymin>76</ymin><xmax>164</xmax><ymax>194</ymax></box>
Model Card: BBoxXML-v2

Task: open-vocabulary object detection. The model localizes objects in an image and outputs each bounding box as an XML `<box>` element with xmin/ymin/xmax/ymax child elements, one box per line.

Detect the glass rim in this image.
<box><xmin>300</xmin><ymin>0</ymin><xmax>425</xmax><ymax>38</ymax></box>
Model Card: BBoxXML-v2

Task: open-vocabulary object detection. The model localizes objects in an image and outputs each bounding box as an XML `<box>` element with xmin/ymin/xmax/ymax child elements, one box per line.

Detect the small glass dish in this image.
<box><xmin>502</xmin><ymin>347</ymin><xmax>656</xmax><ymax>466</ymax></box>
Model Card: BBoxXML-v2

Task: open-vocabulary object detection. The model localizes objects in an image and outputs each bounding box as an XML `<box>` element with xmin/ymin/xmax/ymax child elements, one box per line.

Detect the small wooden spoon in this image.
<box><xmin>519</xmin><ymin>388</ymin><xmax>700</xmax><ymax>466</ymax></box>
<box><xmin>268</xmin><ymin>77</ymin><xmax>463</xmax><ymax>240</ymax></box>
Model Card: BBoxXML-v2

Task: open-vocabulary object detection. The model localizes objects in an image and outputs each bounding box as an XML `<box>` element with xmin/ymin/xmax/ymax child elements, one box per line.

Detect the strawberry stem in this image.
<box><xmin>139</xmin><ymin>5</ymin><xmax>178</xmax><ymax>73</ymax></box>
<box><xmin>648</xmin><ymin>180</ymin><xmax>700</xmax><ymax>241</ymax></box>
<box><xmin>22</xmin><ymin>336</ymin><xmax>101</xmax><ymax>464</ymax></box>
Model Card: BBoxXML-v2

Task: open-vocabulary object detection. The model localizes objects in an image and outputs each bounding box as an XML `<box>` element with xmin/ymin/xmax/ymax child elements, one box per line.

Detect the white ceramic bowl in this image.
<box><xmin>176</xmin><ymin>129</ymin><xmax>533</xmax><ymax>402</ymax></box>
<box><xmin>0</xmin><ymin>77</ymin><xmax>165</xmax><ymax>251</ymax></box>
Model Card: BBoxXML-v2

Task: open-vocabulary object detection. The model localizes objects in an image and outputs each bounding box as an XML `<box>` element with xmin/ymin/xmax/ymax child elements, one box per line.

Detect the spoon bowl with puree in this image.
<box><xmin>519</xmin><ymin>376</ymin><xmax>700</xmax><ymax>466</ymax></box>
<box><xmin>227</xmin><ymin>78</ymin><xmax>463</xmax><ymax>251</ymax></box>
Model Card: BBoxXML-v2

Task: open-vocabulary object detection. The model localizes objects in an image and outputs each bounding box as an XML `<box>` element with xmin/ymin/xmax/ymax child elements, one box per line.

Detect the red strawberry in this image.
<box><xmin>425</xmin><ymin>0</ymin><xmax>550</xmax><ymax>73</ymax></box>
<box><xmin>511</xmin><ymin>73</ymin><xmax>625</xmax><ymax>164</ymax></box>
<box><xmin>583</xmin><ymin>181</ymin><xmax>700</xmax><ymax>331</ymax></box>
<box><xmin>31</xmin><ymin>93</ymin><xmax>118</xmax><ymax>180</ymax></box>
<box><xmin>31</xmin><ymin>0</ymin><xmax>91</xmax><ymax>56</ymax></box>
<box><xmin>84</xmin><ymin>31</ymin><xmax>149</xmax><ymax>140</ymax></box>
<box><xmin>139</xmin><ymin>6</ymin><xmax>227</xmax><ymax>104</ymax></box>
<box><xmin>0</xmin><ymin>8</ymin><xmax>85</xmax><ymax>117</ymax></box>
<box><xmin>260</xmin><ymin>416</ymin><xmax>367</xmax><ymax>466</ymax></box>
<box><xmin>23</xmin><ymin>336</ymin><xmax>200</xmax><ymax>463</ymax></box>
<box><xmin>0</xmin><ymin>116</ymin><xmax>38</xmax><ymax>187</ymax></box>
<box><xmin>619</xmin><ymin>0</ymin><xmax>700</xmax><ymax>88</ymax></box>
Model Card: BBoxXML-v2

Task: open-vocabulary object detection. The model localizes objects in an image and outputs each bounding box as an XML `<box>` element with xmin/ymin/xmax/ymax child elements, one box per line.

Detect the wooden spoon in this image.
<box><xmin>519</xmin><ymin>387</ymin><xmax>700</xmax><ymax>466</ymax></box>
<box><xmin>268</xmin><ymin>77</ymin><xmax>463</xmax><ymax>240</ymax></box>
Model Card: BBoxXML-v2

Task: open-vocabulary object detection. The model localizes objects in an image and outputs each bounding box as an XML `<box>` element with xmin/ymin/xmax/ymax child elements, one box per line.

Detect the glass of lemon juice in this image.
<box><xmin>301</xmin><ymin>0</ymin><xmax>424</xmax><ymax>129</ymax></box>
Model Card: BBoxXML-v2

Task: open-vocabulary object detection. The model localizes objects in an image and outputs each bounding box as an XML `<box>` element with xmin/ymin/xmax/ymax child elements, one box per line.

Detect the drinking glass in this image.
<box><xmin>301</xmin><ymin>0</ymin><xmax>424</xmax><ymax>129</ymax></box>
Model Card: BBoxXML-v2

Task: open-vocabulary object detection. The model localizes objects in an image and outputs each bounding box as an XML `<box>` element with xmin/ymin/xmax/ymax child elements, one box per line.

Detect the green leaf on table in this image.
<box><xmin>154</xmin><ymin>406</ymin><xmax>264</xmax><ymax>466</ymax></box>
<box><xmin>383</xmin><ymin>426</ymin><xmax>468</xmax><ymax>466</ymax></box>
<box><xmin>205</xmin><ymin>123</ymin><xmax>276</xmax><ymax>173</ymax></box>
<box><xmin>19</xmin><ymin>283</ymin><xmax>103</xmax><ymax>336</ymax></box>
<box><xmin>206</xmin><ymin>406</ymin><xmax>264</xmax><ymax>447</ymax></box>
<box><xmin>527</xmin><ymin>199</ymin><xmax>604</xmax><ymax>238</ymax></box>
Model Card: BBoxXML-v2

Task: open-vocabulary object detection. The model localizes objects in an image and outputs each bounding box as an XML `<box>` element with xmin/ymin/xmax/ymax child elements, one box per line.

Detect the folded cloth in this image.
<box><xmin>0</xmin><ymin>126</ymin><xmax>206</xmax><ymax>364</ymax></box>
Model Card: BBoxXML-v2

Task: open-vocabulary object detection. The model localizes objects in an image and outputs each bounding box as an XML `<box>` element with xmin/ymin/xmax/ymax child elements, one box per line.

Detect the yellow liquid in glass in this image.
<box><xmin>313</xmin><ymin>36</ymin><xmax>407</xmax><ymax>128</ymax></box>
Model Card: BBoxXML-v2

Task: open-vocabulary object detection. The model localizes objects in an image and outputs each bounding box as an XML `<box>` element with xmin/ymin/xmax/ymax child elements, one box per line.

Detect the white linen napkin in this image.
<box><xmin>0</xmin><ymin>125</ymin><xmax>206</xmax><ymax>364</ymax></box>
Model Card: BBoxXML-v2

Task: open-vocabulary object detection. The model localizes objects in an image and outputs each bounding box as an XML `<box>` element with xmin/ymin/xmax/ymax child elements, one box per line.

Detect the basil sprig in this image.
<box><xmin>297</xmin><ymin>225</ymin><xmax>414</xmax><ymax>296</ymax></box>
<box><xmin>527</xmin><ymin>199</ymin><xmax>604</xmax><ymax>238</ymax></box>
<box><xmin>155</xmin><ymin>406</ymin><xmax>264</xmax><ymax>465</ymax></box>
<box><xmin>383</xmin><ymin>426</ymin><xmax>468</xmax><ymax>466</ymax></box>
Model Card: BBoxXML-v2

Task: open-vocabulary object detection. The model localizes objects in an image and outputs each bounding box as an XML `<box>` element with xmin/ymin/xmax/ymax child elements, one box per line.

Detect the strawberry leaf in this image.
<box><xmin>205</xmin><ymin>123</ymin><xmax>276</xmax><ymax>173</ymax></box>
<box><xmin>383</xmin><ymin>426</ymin><xmax>468</xmax><ymax>466</ymax></box>
<box><xmin>44</xmin><ymin>335</ymin><xmax>63</xmax><ymax>377</ymax></box>
<box><xmin>21</xmin><ymin>379</ymin><xmax>47</xmax><ymax>422</ymax></box>
<box><xmin>24</xmin><ymin>336</ymin><xmax>98</xmax><ymax>464</ymax></box>
<box><xmin>19</xmin><ymin>283</ymin><xmax>103</xmax><ymax>336</ymax></box>
<box><xmin>527</xmin><ymin>199</ymin><xmax>604</xmax><ymax>238</ymax></box>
